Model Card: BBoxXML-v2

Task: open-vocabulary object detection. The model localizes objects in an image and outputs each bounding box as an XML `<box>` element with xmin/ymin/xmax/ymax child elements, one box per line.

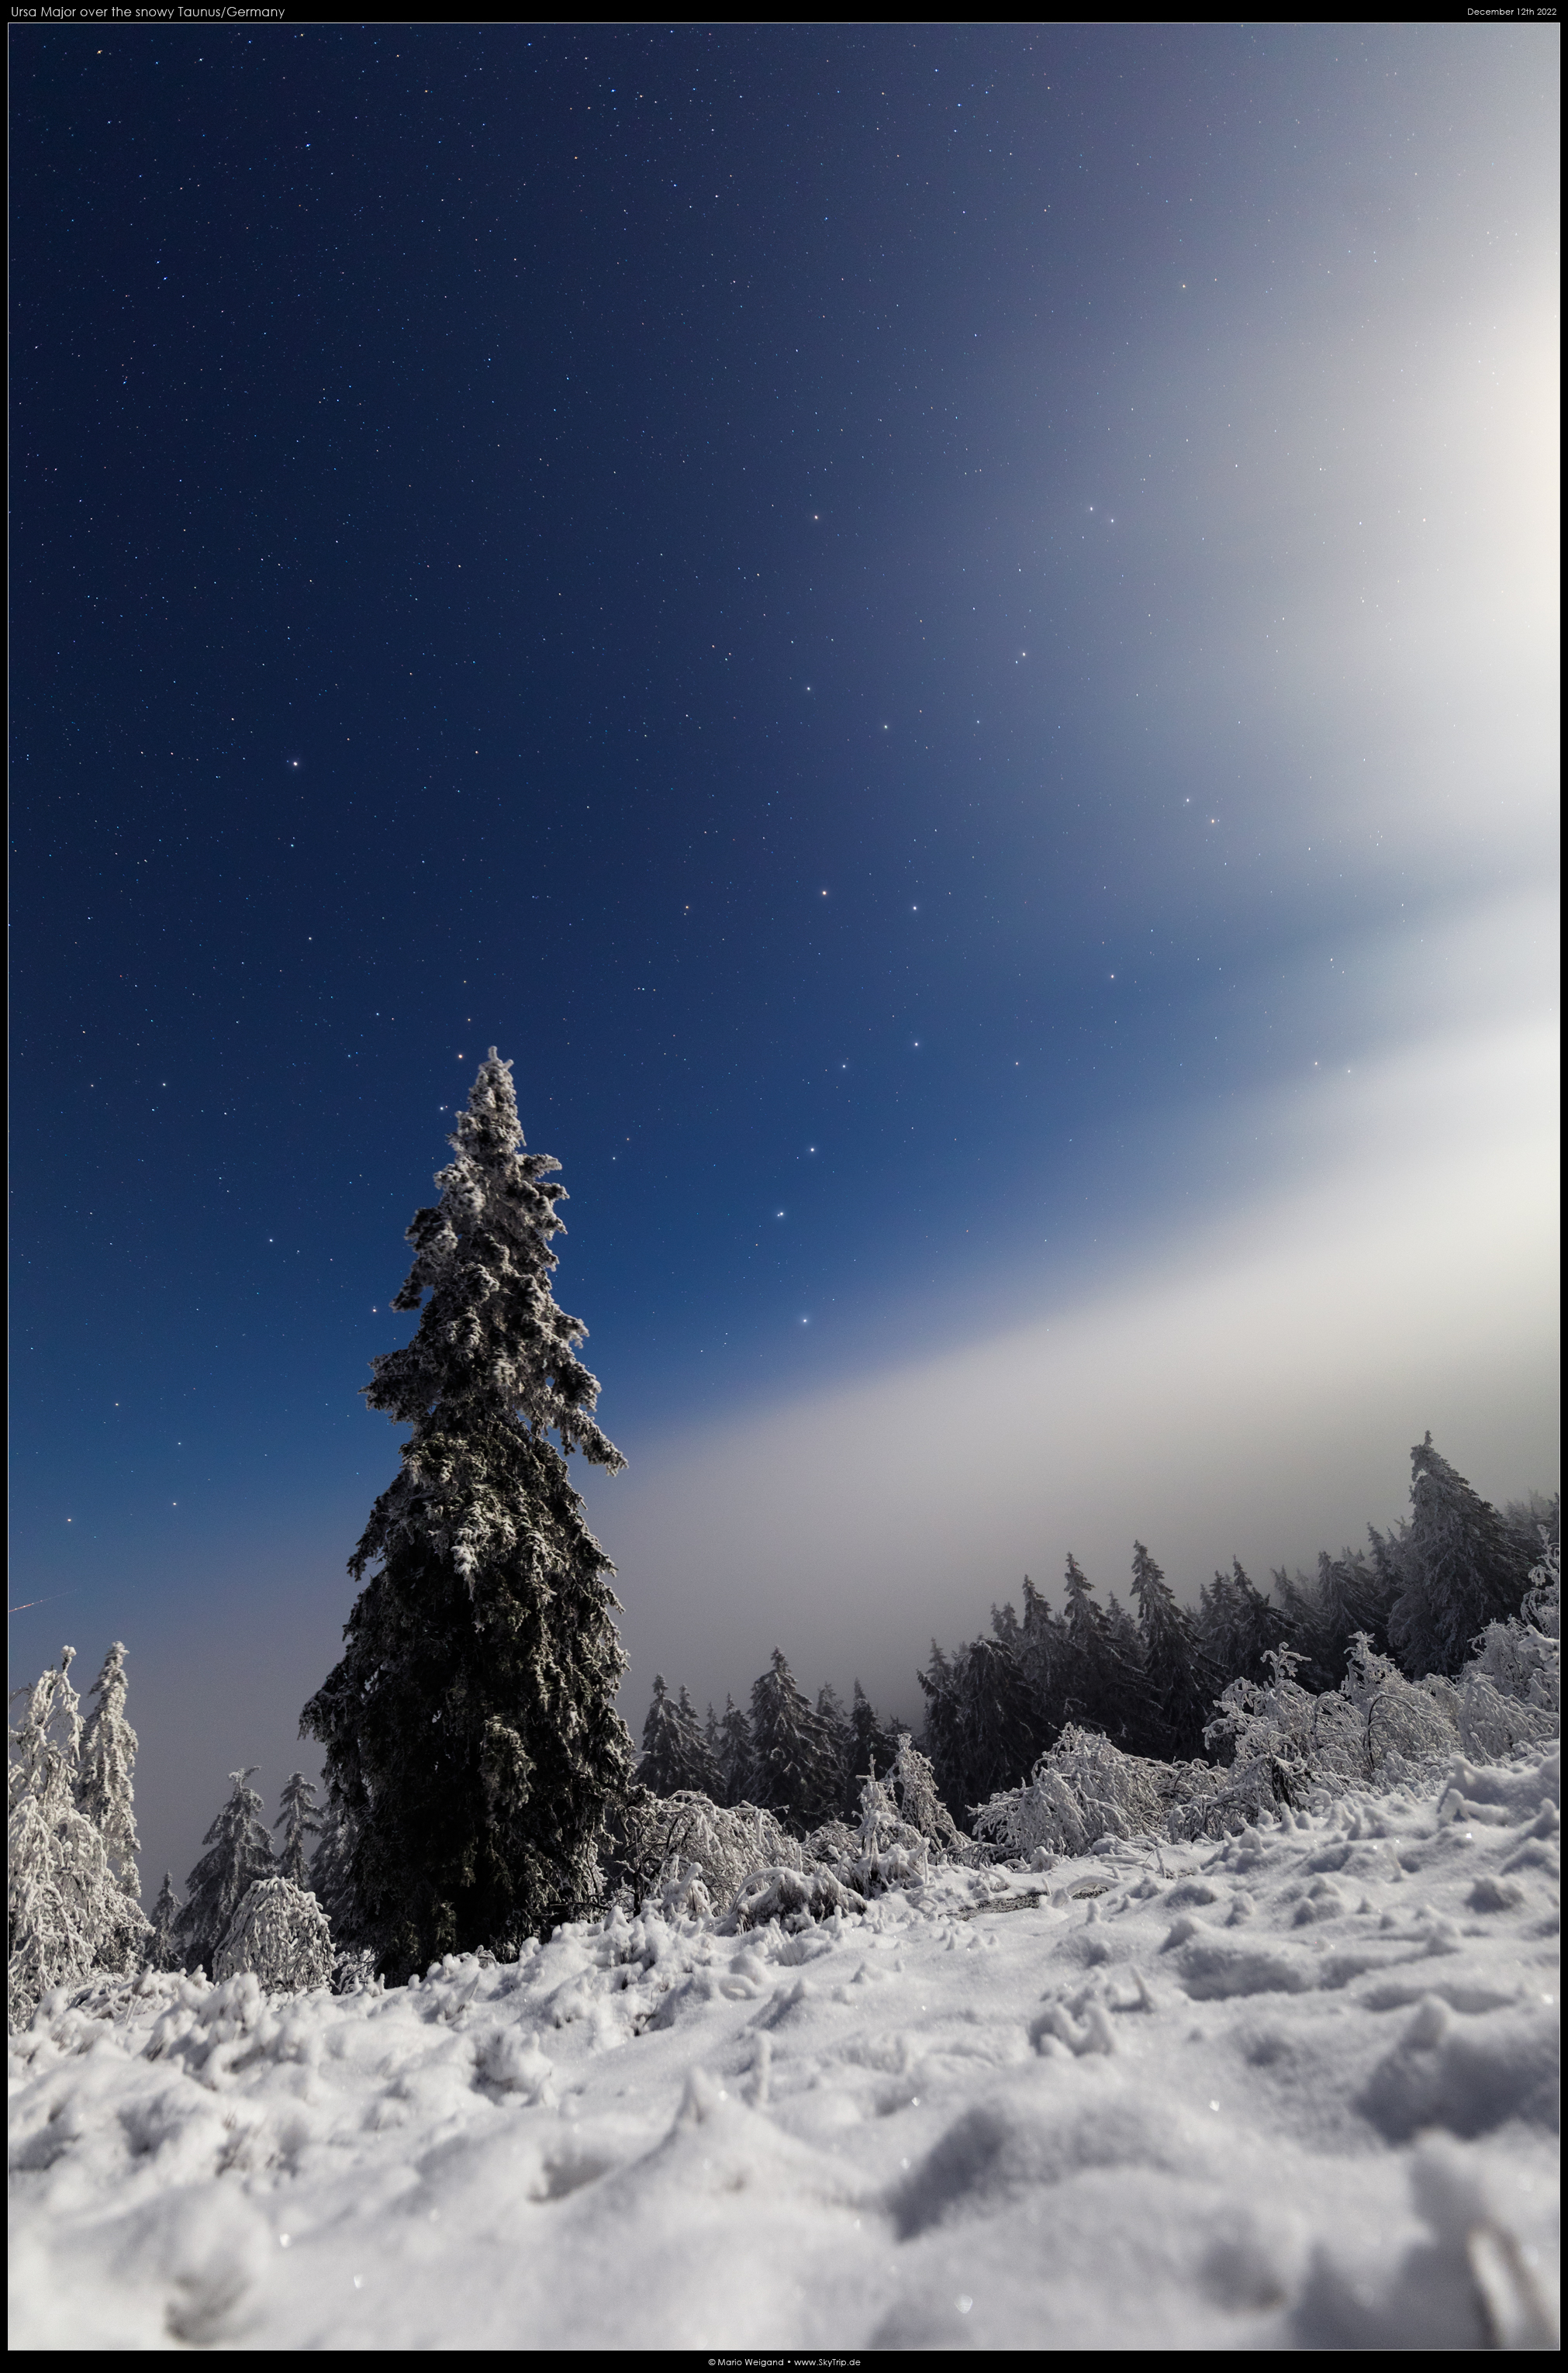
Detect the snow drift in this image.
<box><xmin>9</xmin><ymin>1739</ymin><xmax>1559</xmax><ymax>2351</ymax></box>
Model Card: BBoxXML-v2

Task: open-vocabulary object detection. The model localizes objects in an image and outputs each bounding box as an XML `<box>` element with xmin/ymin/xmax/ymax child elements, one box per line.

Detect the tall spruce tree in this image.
<box><xmin>302</xmin><ymin>1053</ymin><xmax>636</xmax><ymax>1979</ymax></box>
<box><xmin>1388</xmin><ymin>1434</ymin><xmax>1535</xmax><ymax>1679</ymax></box>
<box><xmin>1197</xmin><ymin>1561</ymin><xmax>1285</xmax><ymax>1692</ymax></box>
<box><xmin>9</xmin><ymin>1647</ymin><xmax>149</xmax><ymax>2022</ymax></box>
<box><xmin>1018</xmin><ymin>1576</ymin><xmax>1067</xmax><ymax>1747</ymax></box>
<box><xmin>148</xmin><ymin>1873</ymin><xmax>182</xmax><ymax>1972</ymax></box>
<box><xmin>307</xmin><ymin>1798</ymin><xmax>357</xmax><ymax>1939</ymax></box>
<box><xmin>640</xmin><ymin>1676</ymin><xmax>684</xmax><ymax>1794</ymax></box>
<box><xmin>815</xmin><ymin>1684</ymin><xmax>854</xmax><ymax>1815</ymax></box>
<box><xmin>75</xmin><ymin>1641</ymin><xmax>141</xmax><ymax>1900</ymax></box>
<box><xmin>715</xmin><ymin>1696</ymin><xmax>754</xmax><ymax>1808</ymax></box>
<box><xmin>844</xmin><ymin>1682</ymin><xmax>899</xmax><ymax>1818</ymax></box>
<box><xmin>1058</xmin><ymin>1555</ymin><xmax>1135</xmax><ymax>1739</ymax></box>
<box><xmin>675</xmin><ymin>1687</ymin><xmax>723</xmax><ymax>1798</ymax></box>
<box><xmin>639</xmin><ymin>1679</ymin><xmax>719</xmax><ymax>1797</ymax></box>
<box><xmin>274</xmin><ymin>1772</ymin><xmax>321</xmax><ymax>1890</ymax></box>
<box><xmin>749</xmin><ymin>1649</ymin><xmax>838</xmax><ymax>1830</ymax></box>
<box><xmin>1128</xmin><ymin>1542</ymin><xmax>1211</xmax><ymax>1761</ymax></box>
<box><xmin>178</xmin><ymin>1768</ymin><xmax>275</xmax><ymax>1976</ymax></box>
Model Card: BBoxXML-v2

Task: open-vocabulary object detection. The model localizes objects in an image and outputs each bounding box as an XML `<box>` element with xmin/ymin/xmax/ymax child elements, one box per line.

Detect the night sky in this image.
<box><xmin>11</xmin><ymin>23</ymin><xmax>1559</xmax><ymax>1902</ymax></box>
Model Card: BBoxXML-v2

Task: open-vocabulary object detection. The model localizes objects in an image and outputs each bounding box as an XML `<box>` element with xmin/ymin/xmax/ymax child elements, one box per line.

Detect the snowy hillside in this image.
<box><xmin>9</xmin><ymin>1743</ymin><xmax>1558</xmax><ymax>2351</ymax></box>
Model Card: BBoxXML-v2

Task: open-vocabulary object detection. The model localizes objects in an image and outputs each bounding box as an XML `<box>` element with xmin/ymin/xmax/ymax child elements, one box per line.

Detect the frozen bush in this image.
<box><xmin>887</xmin><ymin>1732</ymin><xmax>969</xmax><ymax>1857</ymax></box>
<box><xmin>724</xmin><ymin>1864</ymin><xmax>867</xmax><ymax>1933</ymax></box>
<box><xmin>616</xmin><ymin>1790</ymin><xmax>803</xmax><ymax>1918</ymax></box>
<box><xmin>810</xmin><ymin>1767</ymin><xmax>933</xmax><ymax>1895</ymax></box>
<box><xmin>330</xmin><ymin>1946</ymin><xmax>380</xmax><ymax>1996</ymax></box>
<box><xmin>1459</xmin><ymin>1538</ymin><xmax>1559</xmax><ymax>1760</ymax></box>
<box><xmin>212</xmin><ymin>1876</ymin><xmax>334</xmax><ymax>1993</ymax></box>
<box><xmin>972</xmin><ymin>1724</ymin><xmax>1168</xmax><ymax>1859</ymax></box>
<box><xmin>1207</xmin><ymin>1639</ymin><xmax>1461</xmax><ymax>1802</ymax></box>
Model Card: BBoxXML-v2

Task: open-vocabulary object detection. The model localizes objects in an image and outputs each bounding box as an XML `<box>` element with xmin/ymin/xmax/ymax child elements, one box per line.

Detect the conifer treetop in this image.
<box><xmin>366</xmin><ymin>1050</ymin><xmax>623</xmax><ymax>1475</ymax></box>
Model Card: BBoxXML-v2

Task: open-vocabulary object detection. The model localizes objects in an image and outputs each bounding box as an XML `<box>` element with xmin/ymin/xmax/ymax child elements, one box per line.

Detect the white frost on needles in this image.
<box><xmin>9</xmin><ymin>1738</ymin><xmax>1558</xmax><ymax>2350</ymax></box>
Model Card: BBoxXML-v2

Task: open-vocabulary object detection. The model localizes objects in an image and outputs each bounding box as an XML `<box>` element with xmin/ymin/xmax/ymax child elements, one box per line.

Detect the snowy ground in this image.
<box><xmin>9</xmin><ymin>1746</ymin><xmax>1559</xmax><ymax>2352</ymax></box>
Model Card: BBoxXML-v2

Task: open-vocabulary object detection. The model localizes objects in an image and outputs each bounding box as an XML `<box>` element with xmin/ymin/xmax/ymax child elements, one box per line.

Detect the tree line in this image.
<box><xmin>636</xmin><ymin>1449</ymin><xmax>1556</xmax><ymax>1835</ymax></box>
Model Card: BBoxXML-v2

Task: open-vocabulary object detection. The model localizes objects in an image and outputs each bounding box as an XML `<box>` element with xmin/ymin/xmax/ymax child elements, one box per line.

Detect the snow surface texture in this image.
<box><xmin>9</xmin><ymin>1745</ymin><xmax>1559</xmax><ymax>2351</ymax></box>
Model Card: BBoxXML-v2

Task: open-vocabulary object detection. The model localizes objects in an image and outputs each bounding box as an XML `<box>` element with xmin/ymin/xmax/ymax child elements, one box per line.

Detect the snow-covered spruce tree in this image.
<box><xmin>844</xmin><ymin>1681</ymin><xmax>899</xmax><ymax>1819</ymax></box>
<box><xmin>274</xmin><ymin>1771</ymin><xmax>322</xmax><ymax>1890</ymax></box>
<box><xmin>1128</xmin><ymin>1542</ymin><xmax>1214</xmax><ymax>1763</ymax></box>
<box><xmin>917</xmin><ymin>1632</ymin><xmax>1045</xmax><ymax>1821</ymax></box>
<box><xmin>1197</xmin><ymin>1562</ymin><xmax>1286</xmax><ymax>1696</ymax></box>
<box><xmin>301</xmin><ymin>1052</ymin><xmax>636</xmax><ymax>1981</ymax></box>
<box><xmin>148</xmin><ymin>1873</ymin><xmax>182</xmax><ymax>1972</ymax></box>
<box><xmin>9</xmin><ymin>1648</ymin><xmax>150</xmax><ymax>2022</ymax></box>
<box><xmin>639</xmin><ymin>1674</ymin><xmax>681</xmax><ymax>1792</ymax></box>
<box><xmin>307</xmin><ymin>1794</ymin><xmax>357</xmax><ymax>1933</ymax></box>
<box><xmin>1271</xmin><ymin>1546</ymin><xmax>1395</xmax><ymax>1692</ymax></box>
<box><xmin>639</xmin><ymin>1678</ymin><xmax>719</xmax><ymax>1798</ymax></box>
<box><xmin>75</xmin><ymin>1641</ymin><xmax>142</xmax><ymax>1902</ymax></box>
<box><xmin>675</xmin><ymin>1686</ymin><xmax>723</xmax><ymax>1798</ymax></box>
<box><xmin>715</xmin><ymin>1696</ymin><xmax>755</xmax><ymax>1808</ymax></box>
<box><xmin>177</xmin><ymin>1767</ymin><xmax>276</xmax><ymax>1975</ymax></box>
<box><xmin>1057</xmin><ymin>1554</ymin><xmax>1131</xmax><ymax>1739</ymax></box>
<box><xmin>1388</xmin><ymin>1435</ymin><xmax>1536</xmax><ymax>1679</ymax></box>
<box><xmin>816</xmin><ymin>1684</ymin><xmax>854</xmax><ymax>1813</ymax></box>
<box><xmin>1017</xmin><ymin>1575</ymin><xmax>1069</xmax><ymax>1745</ymax></box>
<box><xmin>749</xmin><ymin>1649</ymin><xmax>839</xmax><ymax>1831</ymax></box>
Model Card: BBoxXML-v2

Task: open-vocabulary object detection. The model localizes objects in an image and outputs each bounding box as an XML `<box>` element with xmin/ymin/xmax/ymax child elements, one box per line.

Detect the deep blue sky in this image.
<box><xmin>11</xmin><ymin>23</ymin><xmax>1558</xmax><ymax>1899</ymax></box>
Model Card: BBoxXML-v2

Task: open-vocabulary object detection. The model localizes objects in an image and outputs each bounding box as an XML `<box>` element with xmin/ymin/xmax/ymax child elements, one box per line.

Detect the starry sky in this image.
<box><xmin>11</xmin><ymin>23</ymin><xmax>1559</xmax><ymax>1902</ymax></box>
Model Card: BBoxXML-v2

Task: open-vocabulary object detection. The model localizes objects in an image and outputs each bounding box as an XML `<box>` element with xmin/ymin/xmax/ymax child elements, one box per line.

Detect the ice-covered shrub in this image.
<box><xmin>724</xmin><ymin>1864</ymin><xmax>867</xmax><ymax>1933</ymax></box>
<box><xmin>1199</xmin><ymin>1639</ymin><xmax>1460</xmax><ymax>1823</ymax></box>
<box><xmin>1459</xmin><ymin>1538</ymin><xmax>1559</xmax><ymax>1760</ymax></box>
<box><xmin>615</xmin><ymin>1790</ymin><xmax>804</xmax><ymax>1918</ymax></box>
<box><xmin>212</xmin><ymin>1876</ymin><xmax>334</xmax><ymax>1993</ymax></box>
<box><xmin>972</xmin><ymin>1724</ymin><xmax>1168</xmax><ymax>1859</ymax></box>
<box><xmin>886</xmin><ymin>1732</ymin><xmax>969</xmax><ymax>1857</ymax></box>
<box><xmin>330</xmin><ymin>1946</ymin><xmax>380</xmax><ymax>1995</ymax></box>
<box><xmin>811</xmin><ymin>1766</ymin><xmax>933</xmax><ymax>1895</ymax></box>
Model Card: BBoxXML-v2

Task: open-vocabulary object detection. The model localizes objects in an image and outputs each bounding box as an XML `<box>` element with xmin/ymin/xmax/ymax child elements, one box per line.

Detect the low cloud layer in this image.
<box><xmin>596</xmin><ymin>1006</ymin><xmax>1558</xmax><ymax>1729</ymax></box>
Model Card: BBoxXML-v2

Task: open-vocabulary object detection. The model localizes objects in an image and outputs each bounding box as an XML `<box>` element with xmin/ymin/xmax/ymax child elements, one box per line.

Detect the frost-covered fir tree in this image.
<box><xmin>749</xmin><ymin>1649</ymin><xmax>838</xmax><ymax>1830</ymax></box>
<box><xmin>1128</xmin><ymin>1542</ymin><xmax>1212</xmax><ymax>1762</ymax></box>
<box><xmin>301</xmin><ymin>1052</ymin><xmax>637</xmax><ymax>1980</ymax></box>
<box><xmin>844</xmin><ymin>1682</ymin><xmax>899</xmax><ymax>1819</ymax></box>
<box><xmin>1197</xmin><ymin>1560</ymin><xmax>1285</xmax><ymax>1694</ymax></box>
<box><xmin>675</xmin><ymin>1686</ymin><xmax>722</xmax><ymax>1798</ymax></box>
<box><xmin>917</xmin><ymin>1632</ymin><xmax>1044</xmax><ymax>1820</ymax></box>
<box><xmin>815</xmin><ymin>1683</ymin><xmax>853</xmax><ymax>1813</ymax></box>
<box><xmin>75</xmin><ymin>1641</ymin><xmax>142</xmax><ymax>1901</ymax></box>
<box><xmin>640</xmin><ymin>1676</ymin><xmax>681</xmax><ymax>1791</ymax></box>
<box><xmin>639</xmin><ymin>1677</ymin><xmax>719</xmax><ymax>1798</ymax></box>
<box><xmin>1018</xmin><ymin>1576</ymin><xmax>1067</xmax><ymax>1742</ymax></box>
<box><xmin>148</xmin><ymin>1873</ymin><xmax>182</xmax><ymax>1972</ymax></box>
<box><xmin>1388</xmin><ymin>1435</ymin><xmax>1535</xmax><ymax>1679</ymax></box>
<box><xmin>1271</xmin><ymin>1545</ymin><xmax>1394</xmax><ymax>1692</ymax></box>
<box><xmin>177</xmin><ymin>1768</ymin><xmax>275</xmax><ymax>1976</ymax></box>
<box><xmin>274</xmin><ymin>1771</ymin><xmax>321</xmax><ymax>1890</ymax></box>
<box><xmin>715</xmin><ymin>1696</ymin><xmax>754</xmax><ymax>1807</ymax></box>
<box><xmin>1059</xmin><ymin>1554</ymin><xmax>1142</xmax><ymax>1742</ymax></box>
<box><xmin>307</xmin><ymin>1795</ymin><xmax>357</xmax><ymax>1936</ymax></box>
<box><xmin>8</xmin><ymin>1649</ymin><xmax>149</xmax><ymax>2025</ymax></box>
